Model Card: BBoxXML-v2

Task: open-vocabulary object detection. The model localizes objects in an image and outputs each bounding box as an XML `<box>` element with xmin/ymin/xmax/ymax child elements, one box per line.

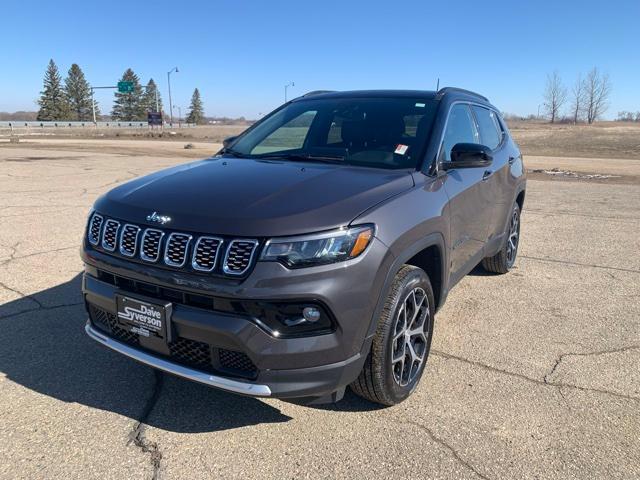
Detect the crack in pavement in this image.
<box><xmin>0</xmin><ymin>301</ymin><xmax>84</xmax><ymax>320</ymax></box>
<box><xmin>0</xmin><ymin>245</ymin><xmax>77</xmax><ymax>267</ymax></box>
<box><xmin>519</xmin><ymin>255</ymin><xmax>640</xmax><ymax>274</ymax></box>
<box><xmin>128</xmin><ymin>370</ymin><xmax>164</xmax><ymax>480</ymax></box>
<box><xmin>404</xmin><ymin>420</ymin><xmax>491</xmax><ymax>480</ymax></box>
<box><xmin>544</xmin><ymin>345</ymin><xmax>640</xmax><ymax>384</ymax></box>
<box><xmin>431</xmin><ymin>350</ymin><xmax>639</xmax><ymax>402</ymax></box>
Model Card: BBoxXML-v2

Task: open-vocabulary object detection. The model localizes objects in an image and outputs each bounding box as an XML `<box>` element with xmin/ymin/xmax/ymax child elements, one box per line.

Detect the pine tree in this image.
<box><xmin>111</xmin><ymin>68</ymin><xmax>145</xmax><ymax>121</ymax></box>
<box><xmin>186</xmin><ymin>88</ymin><xmax>204</xmax><ymax>124</ymax></box>
<box><xmin>141</xmin><ymin>78</ymin><xmax>163</xmax><ymax>113</ymax></box>
<box><xmin>37</xmin><ymin>59</ymin><xmax>71</xmax><ymax>121</ymax></box>
<box><xmin>64</xmin><ymin>63</ymin><xmax>96</xmax><ymax>121</ymax></box>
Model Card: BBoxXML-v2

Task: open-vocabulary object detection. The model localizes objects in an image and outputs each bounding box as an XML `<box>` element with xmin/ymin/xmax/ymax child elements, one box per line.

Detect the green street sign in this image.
<box><xmin>117</xmin><ymin>81</ymin><xmax>134</xmax><ymax>93</ymax></box>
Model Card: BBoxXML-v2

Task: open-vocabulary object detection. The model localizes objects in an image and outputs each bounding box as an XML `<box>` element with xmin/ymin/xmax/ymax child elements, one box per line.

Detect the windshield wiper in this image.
<box><xmin>256</xmin><ymin>153</ymin><xmax>345</xmax><ymax>164</ymax></box>
<box><xmin>220</xmin><ymin>147</ymin><xmax>246</xmax><ymax>158</ymax></box>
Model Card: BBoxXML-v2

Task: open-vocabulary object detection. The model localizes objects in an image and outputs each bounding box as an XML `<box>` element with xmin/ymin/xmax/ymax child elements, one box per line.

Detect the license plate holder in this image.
<box><xmin>116</xmin><ymin>294</ymin><xmax>172</xmax><ymax>340</ymax></box>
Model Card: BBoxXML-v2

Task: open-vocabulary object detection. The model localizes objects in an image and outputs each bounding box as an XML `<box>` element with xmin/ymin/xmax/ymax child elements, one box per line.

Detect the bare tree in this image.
<box><xmin>543</xmin><ymin>71</ymin><xmax>567</xmax><ymax>123</ymax></box>
<box><xmin>584</xmin><ymin>67</ymin><xmax>612</xmax><ymax>124</ymax></box>
<box><xmin>570</xmin><ymin>74</ymin><xmax>586</xmax><ymax>124</ymax></box>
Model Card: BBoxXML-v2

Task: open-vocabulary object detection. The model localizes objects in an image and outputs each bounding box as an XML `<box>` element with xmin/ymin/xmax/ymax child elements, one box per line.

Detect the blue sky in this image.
<box><xmin>1</xmin><ymin>0</ymin><xmax>638</xmax><ymax>119</ymax></box>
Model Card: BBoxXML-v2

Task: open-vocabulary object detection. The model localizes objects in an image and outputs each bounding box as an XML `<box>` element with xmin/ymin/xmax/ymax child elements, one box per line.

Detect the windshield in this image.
<box><xmin>229</xmin><ymin>96</ymin><xmax>438</xmax><ymax>169</ymax></box>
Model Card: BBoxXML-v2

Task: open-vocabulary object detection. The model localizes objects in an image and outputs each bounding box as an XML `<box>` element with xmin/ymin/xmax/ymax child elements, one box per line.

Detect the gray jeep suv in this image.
<box><xmin>82</xmin><ymin>88</ymin><xmax>525</xmax><ymax>405</ymax></box>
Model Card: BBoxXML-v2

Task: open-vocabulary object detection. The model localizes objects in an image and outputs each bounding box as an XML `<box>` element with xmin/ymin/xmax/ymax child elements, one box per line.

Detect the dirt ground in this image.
<box><xmin>0</xmin><ymin>139</ymin><xmax>638</xmax><ymax>479</ymax></box>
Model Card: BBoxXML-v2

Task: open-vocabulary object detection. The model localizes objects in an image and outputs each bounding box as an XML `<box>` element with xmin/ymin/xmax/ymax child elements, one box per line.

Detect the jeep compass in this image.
<box><xmin>82</xmin><ymin>88</ymin><xmax>526</xmax><ymax>405</ymax></box>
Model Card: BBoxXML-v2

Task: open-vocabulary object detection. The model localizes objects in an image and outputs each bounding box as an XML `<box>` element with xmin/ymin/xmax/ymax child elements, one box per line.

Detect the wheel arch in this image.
<box><xmin>365</xmin><ymin>232</ymin><xmax>447</xmax><ymax>339</ymax></box>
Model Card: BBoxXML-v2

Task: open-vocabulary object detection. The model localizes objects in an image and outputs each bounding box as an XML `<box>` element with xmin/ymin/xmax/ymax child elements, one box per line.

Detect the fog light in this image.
<box><xmin>302</xmin><ymin>306</ymin><xmax>321</xmax><ymax>323</ymax></box>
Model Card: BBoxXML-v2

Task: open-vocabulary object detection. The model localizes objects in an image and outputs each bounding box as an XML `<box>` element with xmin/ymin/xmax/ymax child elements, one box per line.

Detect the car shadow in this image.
<box><xmin>0</xmin><ymin>274</ymin><xmax>294</xmax><ymax>433</ymax></box>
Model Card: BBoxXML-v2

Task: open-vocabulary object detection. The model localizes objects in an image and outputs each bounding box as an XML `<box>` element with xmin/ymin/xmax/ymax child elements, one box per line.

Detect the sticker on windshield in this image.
<box><xmin>395</xmin><ymin>144</ymin><xmax>409</xmax><ymax>155</ymax></box>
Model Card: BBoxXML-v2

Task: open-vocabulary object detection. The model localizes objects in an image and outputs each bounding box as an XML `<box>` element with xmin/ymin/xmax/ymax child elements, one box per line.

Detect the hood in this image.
<box><xmin>94</xmin><ymin>157</ymin><xmax>414</xmax><ymax>237</ymax></box>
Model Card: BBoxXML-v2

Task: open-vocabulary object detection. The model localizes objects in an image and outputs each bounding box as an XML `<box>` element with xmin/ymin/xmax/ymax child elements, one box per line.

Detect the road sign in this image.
<box><xmin>147</xmin><ymin>112</ymin><xmax>163</xmax><ymax>126</ymax></box>
<box><xmin>117</xmin><ymin>81</ymin><xmax>134</xmax><ymax>93</ymax></box>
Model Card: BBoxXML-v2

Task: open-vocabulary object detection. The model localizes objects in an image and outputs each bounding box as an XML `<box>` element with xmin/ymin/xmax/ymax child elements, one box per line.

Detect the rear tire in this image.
<box><xmin>350</xmin><ymin>265</ymin><xmax>435</xmax><ymax>406</ymax></box>
<box><xmin>482</xmin><ymin>203</ymin><xmax>521</xmax><ymax>274</ymax></box>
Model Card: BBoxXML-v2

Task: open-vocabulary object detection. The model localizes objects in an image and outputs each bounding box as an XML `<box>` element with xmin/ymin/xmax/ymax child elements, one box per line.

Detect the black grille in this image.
<box><xmin>119</xmin><ymin>224</ymin><xmax>140</xmax><ymax>257</ymax></box>
<box><xmin>224</xmin><ymin>240</ymin><xmax>258</xmax><ymax>275</ymax></box>
<box><xmin>88</xmin><ymin>214</ymin><xmax>103</xmax><ymax>245</ymax></box>
<box><xmin>141</xmin><ymin>229</ymin><xmax>164</xmax><ymax>262</ymax></box>
<box><xmin>192</xmin><ymin>237</ymin><xmax>222</xmax><ymax>272</ymax></box>
<box><xmin>169</xmin><ymin>337</ymin><xmax>212</xmax><ymax>370</ymax></box>
<box><xmin>88</xmin><ymin>304</ymin><xmax>139</xmax><ymax>346</ymax></box>
<box><xmin>101</xmin><ymin>219</ymin><xmax>120</xmax><ymax>251</ymax></box>
<box><xmin>218</xmin><ymin>349</ymin><xmax>258</xmax><ymax>378</ymax></box>
<box><xmin>164</xmin><ymin>233</ymin><xmax>192</xmax><ymax>267</ymax></box>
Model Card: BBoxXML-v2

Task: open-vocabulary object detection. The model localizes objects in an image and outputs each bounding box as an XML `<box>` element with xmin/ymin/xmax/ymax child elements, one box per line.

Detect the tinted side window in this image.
<box><xmin>441</xmin><ymin>104</ymin><xmax>478</xmax><ymax>162</ymax></box>
<box><xmin>472</xmin><ymin>106</ymin><xmax>501</xmax><ymax>150</ymax></box>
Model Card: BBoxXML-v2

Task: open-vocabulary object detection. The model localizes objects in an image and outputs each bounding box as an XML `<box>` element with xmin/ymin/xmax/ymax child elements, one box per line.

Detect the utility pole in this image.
<box><xmin>284</xmin><ymin>81</ymin><xmax>295</xmax><ymax>103</ymax></box>
<box><xmin>167</xmin><ymin>67</ymin><xmax>178</xmax><ymax>126</ymax></box>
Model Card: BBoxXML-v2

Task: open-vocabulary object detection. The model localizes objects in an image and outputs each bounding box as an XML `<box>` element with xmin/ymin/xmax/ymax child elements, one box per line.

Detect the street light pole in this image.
<box><xmin>167</xmin><ymin>67</ymin><xmax>178</xmax><ymax>126</ymax></box>
<box><xmin>284</xmin><ymin>81</ymin><xmax>295</xmax><ymax>103</ymax></box>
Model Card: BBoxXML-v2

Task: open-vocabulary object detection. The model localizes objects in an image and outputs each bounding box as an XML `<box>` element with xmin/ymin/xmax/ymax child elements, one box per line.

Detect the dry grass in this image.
<box><xmin>507</xmin><ymin>120</ymin><xmax>640</xmax><ymax>160</ymax></box>
<box><xmin>3</xmin><ymin>120</ymin><xmax>640</xmax><ymax>160</ymax></box>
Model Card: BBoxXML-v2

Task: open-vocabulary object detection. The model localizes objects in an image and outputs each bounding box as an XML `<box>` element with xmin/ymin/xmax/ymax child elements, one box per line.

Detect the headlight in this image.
<box><xmin>261</xmin><ymin>225</ymin><xmax>375</xmax><ymax>268</ymax></box>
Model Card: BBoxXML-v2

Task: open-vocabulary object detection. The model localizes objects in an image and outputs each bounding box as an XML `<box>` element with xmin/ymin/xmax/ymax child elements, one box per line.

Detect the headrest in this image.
<box><xmin>341</xmin><ymin>120</ymin><xmax>367</xmax><ymax>145</ymax></box>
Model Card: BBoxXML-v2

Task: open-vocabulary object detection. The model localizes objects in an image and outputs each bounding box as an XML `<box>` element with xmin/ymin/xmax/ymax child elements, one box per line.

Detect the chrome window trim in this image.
<box><xmin>140</xmin><ymin>228</ymin><xmax>165</xmax><ymax>263</ymax></box>
<box><xmin>101</xmin><ymin>219</ymin><xmax>121</xmax><ymax>252</ymax></box>
<box><xmin>223</xmin><ymin>239</ymin><xmax>260</xmax><ymax>276</ymax></box>
<box><xmin>164</xmin><ymin>232</ymin><xmax>193</xmax><ymax>268</ymax></box>
<box><xmin>191</xmin><ymin>236</ymin><xmax>223</xmax><ymax>272</ymax></box>
<box><xmin>119</xmin><ymin>224</ymin><xmax>141</xmax><ymax>257</ymax></box>
<box><xmin>88</xmin><ymin>213</ymin><xmax>103</xmax><ymax>246</ymax></box>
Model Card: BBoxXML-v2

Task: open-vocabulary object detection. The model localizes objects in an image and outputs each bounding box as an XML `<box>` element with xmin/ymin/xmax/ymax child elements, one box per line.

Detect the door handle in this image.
<box><xmin>482</xmin><ymin>170</ymin><xmax>493</xmax><ymax>181</ymax></box>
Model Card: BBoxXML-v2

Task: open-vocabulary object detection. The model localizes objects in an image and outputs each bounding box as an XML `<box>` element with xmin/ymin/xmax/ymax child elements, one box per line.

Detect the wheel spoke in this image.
<box><xmin>390</xmin><ymin>286</ymin><xmax>431</xmax><ymax>386</ymax></box>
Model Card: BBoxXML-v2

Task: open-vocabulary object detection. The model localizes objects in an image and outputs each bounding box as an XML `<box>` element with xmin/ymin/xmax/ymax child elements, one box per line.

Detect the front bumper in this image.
<box><xmin>81</xmin><ymin>237</ymin><xmax>393</xmax><ymax>400</ymax></box>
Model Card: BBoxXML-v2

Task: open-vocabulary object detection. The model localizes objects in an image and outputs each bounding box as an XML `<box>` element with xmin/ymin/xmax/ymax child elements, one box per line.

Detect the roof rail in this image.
<box><xmin>301</xmin><ymin>90</ymin><xmax>336</xmax><ymax>97</ymax></box>
<box><xmin>436</xmin><ymin>87</ymin><xmax>488</xmax><ymax>101</ymax></box>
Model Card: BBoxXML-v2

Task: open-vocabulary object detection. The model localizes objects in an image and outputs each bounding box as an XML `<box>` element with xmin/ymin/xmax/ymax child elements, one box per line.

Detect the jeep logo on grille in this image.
<box><xmin>146</xmin><ymin>211</ymin><xmax>172</xmax><ymax>225</ymax></box>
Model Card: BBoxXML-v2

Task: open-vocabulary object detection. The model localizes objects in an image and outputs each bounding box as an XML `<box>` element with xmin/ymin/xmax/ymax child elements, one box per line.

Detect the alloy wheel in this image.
<box><xmin>506</xmin><ymin>207</ymin><xmax>520</xmax><ymax>265</ymax></box>
<box><xmin>391</xmin><ymin>287</ymin><xmax>430</xmax><ymax>387</ymax></box>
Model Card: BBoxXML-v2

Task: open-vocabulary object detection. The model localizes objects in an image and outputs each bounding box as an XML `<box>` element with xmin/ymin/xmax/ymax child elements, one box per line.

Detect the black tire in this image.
<box><xmin>482</xmin><ymin>203</ymin><xmax>521</xmax><ymax>274</ymax></box>
<box><xmin>350</xmin><ymin>265</ymin><xmax>435</xmax><ymax>406</ymax></box>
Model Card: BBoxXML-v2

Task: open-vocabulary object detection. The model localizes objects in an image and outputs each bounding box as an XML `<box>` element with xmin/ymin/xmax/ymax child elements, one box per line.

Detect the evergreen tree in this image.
<box><xmin>111</xmin><ymin>68</ymin><xmax>145</xmax><ymax>121</ymax></box>
<box><xmin>64</xmin><ymin>63</ymin><xmax>96</xmax><ymax>121</ymax></box>
<box><xmin>186</xmin><ymin>88</ymin><xmax>205</xmax><ymax>124</ymax></box>
<box><xmin>141</xmin><ymin>78</ymin><xmax>163</xmax><ymax>113</ymax></box>
<box><xmin>37</xmin><ymin>59</ymin><xmax>71</xmax><ymax>121</ymax></box>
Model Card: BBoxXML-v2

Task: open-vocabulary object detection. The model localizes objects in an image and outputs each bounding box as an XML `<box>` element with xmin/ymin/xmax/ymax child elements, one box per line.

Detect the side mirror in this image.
<box><xmin>222</xmin><ymin>135</ymin><xmax>238</xmax><ymax>149</ymax></box>
<box><xmin>444</xmin><ymin>143</ymin><xmax>493</xmax><ymax>169</ymax></box>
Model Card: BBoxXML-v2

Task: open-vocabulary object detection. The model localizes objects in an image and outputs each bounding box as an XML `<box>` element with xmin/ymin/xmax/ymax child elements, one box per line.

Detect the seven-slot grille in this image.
<box><xmin>119</xmin><ymin>224</ymin><xmax>140</xmax><ymax>257</ymax></box>
<box><xmin>164</xmin><ymin>233</ymin><xmax>192</xmax><ymax>267</ymax></box>
<box><xmin>223</xmin><ymin>240</ymin><xmax>259</xmax><ymax>275</ymax></box>
<box><xmin>192</xmin><ymin>237</ymin><xmax>222</xmax><ymax>272</ymax></box>
<box><xmin>101</xmin><ymin>219</ymin><xmax>120</xmax><ymax>251</ymax></box>
<box><xmin>87</xmin><ymin>214</ymin><xmax>259</xmax><ymax>276</ymax></box>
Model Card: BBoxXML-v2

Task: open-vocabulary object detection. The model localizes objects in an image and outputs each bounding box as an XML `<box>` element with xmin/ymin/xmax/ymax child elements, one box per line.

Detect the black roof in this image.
<box><xmin>294</xmin><ymin>87</ymin><xmax>490</xmax><ymax>104</ymax></box>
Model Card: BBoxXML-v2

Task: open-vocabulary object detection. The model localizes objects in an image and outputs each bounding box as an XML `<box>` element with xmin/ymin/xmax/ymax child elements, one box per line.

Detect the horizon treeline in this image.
<box><xmin>36</xmin><ymin>59</ymin><xmax>205</xmax><ymax>124</ymax></box>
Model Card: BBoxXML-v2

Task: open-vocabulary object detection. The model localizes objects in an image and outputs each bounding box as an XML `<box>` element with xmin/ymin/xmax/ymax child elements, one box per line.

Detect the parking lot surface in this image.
<box><xmin>0</xmin><ymin>140</ymin><xmax>638</xmax><ymax>479</ymax></box>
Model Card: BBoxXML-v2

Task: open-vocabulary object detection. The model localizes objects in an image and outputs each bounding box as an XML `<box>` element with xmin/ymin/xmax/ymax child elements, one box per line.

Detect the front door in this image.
<box><xmin>440</xmin><ymin>103</ymin><xmax>494</xmax><ymax>283</ymax></box>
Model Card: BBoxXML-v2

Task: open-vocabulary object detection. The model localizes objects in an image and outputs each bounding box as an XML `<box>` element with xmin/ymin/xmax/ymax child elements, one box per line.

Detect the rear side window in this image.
<box><xmin>440</xmin><ymin>104</ymin><xmax>478</xmax><ymax>162</ymax></box>
<box><xmin>472</xmin><ymin>106</ymin><xmax>502</xmax><ymax>150</ymax></box>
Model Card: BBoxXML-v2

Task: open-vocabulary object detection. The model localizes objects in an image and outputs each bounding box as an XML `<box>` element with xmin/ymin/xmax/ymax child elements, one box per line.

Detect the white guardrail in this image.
<box><xmin>0</xmin><ymin>121</ymin><xmax>196</xmax><ymax>129</ymax></box>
